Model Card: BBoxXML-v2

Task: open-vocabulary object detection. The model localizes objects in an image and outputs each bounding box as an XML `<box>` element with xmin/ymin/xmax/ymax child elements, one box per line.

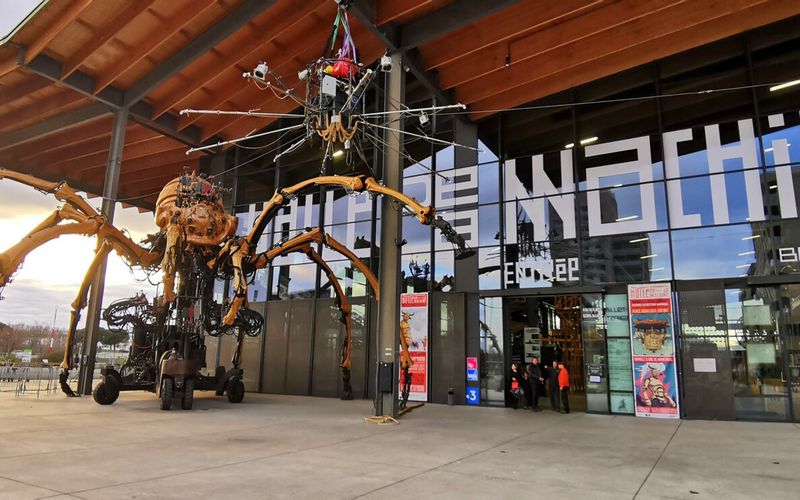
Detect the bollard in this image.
<box><xmin>447</xmin><ymin>387</ymin><xmax>455</xmax><ymax>406</ymax></box>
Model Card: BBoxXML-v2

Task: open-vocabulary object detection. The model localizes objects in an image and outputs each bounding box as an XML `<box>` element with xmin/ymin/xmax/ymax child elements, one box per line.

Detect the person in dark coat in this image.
<box><xmin>509</xmin><ymin>363</ymin><xmax>524</xmax><ymax>409</ymax></box>
<box><xmin>528</xmin><ymin>357</ymin><xmax>544</xmax><ymax>411</ymax></box>
<box><xmin>547</xmin><ymin>360</ymin><xmax>560</xmax><ymax>411</ymax></box>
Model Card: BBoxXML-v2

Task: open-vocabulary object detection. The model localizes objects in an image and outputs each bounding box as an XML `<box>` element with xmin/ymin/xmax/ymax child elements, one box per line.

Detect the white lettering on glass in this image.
<box><xmin>584</xmin><ymin>136</ymin><xmax>657</xmax><ymax>237</ymax></box>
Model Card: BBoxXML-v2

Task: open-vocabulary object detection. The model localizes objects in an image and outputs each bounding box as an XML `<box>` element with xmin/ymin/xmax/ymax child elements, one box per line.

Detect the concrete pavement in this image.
<box><xmin>0</xmin><ymin>391</ymin><xmax>798</xmax><ymax>499</ymax></box>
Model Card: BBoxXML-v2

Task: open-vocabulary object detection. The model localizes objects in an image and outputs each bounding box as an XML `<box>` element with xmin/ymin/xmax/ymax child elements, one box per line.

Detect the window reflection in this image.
<box><xmin>672</xmin><ymin>224</ymin><xmax>771</xmax><ymax>280</ymax></box>
<box><xmin>401</xmin><ymin>253</ymin><xmax>430</xmax><ymax>293</ymax></box>
<box><xmin>479</xmin><ymin>297</ymin><xmax>504</xmax><ymax>405</ymax></box>
<box><xmin>726</xmin><ymin>287</ymin><xmax>789</xmax><ymax>420</ymax></box>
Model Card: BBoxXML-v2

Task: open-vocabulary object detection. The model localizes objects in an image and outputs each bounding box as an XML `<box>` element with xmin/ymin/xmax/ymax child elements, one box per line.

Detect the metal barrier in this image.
<box><xmin>0</xmin><ymin>365</ymin><xmax>69</xmax><ymax>398</ymax></box>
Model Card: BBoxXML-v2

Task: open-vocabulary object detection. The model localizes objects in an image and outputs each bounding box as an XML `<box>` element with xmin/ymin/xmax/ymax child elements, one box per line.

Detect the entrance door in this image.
<box><xmin>676</xmin><ymin>288</ymin><xmax>736</xmax><ymax>420</ymax></box>
<box><xmin>505</xmin><ymin>295</ymin><xmax>585</xmax><ymax>411</ymax></box>
<box><xmin>779</xmin><ymin>285</ymin><xmax>800</xmax><ymax>421</ymax></box>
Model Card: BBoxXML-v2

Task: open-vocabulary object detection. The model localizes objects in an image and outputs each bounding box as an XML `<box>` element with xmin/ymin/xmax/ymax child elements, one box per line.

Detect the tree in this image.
<box><xmin>98</xmin><ymin>329</ymin><xmax>129</xmax><ymax>350</ymax></box>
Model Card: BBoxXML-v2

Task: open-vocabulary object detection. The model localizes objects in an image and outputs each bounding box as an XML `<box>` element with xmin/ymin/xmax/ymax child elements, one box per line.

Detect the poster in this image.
<box><xmin>400</xmin><ymin>292</ymin><xmax>428</xmax><ymax>402</ymax></box>
<box><xmin>607</xmin><ymin>339</ymin><xmax>633</xmax><ymax>391</ymax></box>
<box><xmin>628</xmin><ymin>284</ymin><xmax>680</xmax><ymax>419</ymax></box>
<box><xmin>523</xmin><ymin>327</ymin><xmax>540</xmax><ymax>362</ymax></box>
<box><xmin>466</xmin><ymin>357</ymin><xmax>478</xmax><ymax>381</ymax></box>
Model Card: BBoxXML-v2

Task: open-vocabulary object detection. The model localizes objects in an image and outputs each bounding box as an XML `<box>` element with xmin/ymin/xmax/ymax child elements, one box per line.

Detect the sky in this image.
<box><xmin>0</xmin><ymin>180</ymin><xmax>161</xmax><ymax>329</ymax></box>
<box><xmin>0</xmin><ymin>0</ymin><xmax>43</xmax><ymax>41</ymax></box>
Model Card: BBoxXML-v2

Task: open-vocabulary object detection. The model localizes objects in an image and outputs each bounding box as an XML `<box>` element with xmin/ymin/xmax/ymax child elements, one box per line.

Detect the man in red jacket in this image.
<box><xmin>557</xmin><ymin>362</ymin><xmax>570</xmax><ymax>414</ymax></box>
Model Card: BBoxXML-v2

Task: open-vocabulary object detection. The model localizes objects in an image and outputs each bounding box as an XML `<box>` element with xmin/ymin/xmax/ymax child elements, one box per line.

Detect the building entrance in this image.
<box><xmin>505</xmin><ymin>295</ymin><xmax>587</xmax><ymax>412</ymax></box>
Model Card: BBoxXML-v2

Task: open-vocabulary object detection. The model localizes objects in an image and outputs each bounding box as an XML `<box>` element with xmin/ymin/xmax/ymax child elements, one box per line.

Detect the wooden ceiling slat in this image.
<box><xmin>0</xmin><ymin>74</ymin><xmax>52</xmax><ymax>105</ymax></box>
<box><xmin>197</xmin><ymin>23</ymin><xmax>382</xmax><ymax>140</ymax></box>
<box><xmin>93</xmin><ymin>0</ymin><xmax>217</xmax><ymax>93</ymax></box>
<box><xmin>439</xmin><ymin>0</ymin><xmax>679</xmax><ymax>90</ymax></box>
<box><xmin>10</xmin><ymin>116</ymin><xmax>114</xmax><ymax>160</ymax></box>
<box><xmin>0</xmin><ymin>52</ymin><xmax>19</xmax><ymax>79</ymax></box>
<box><xmin>420</xmin><ymin>0</ymin><xmax>605</xmax><ymax>70</ymax></box>
<box><xmin>61</xmin><ymin>0</ymin><xmax>158</xmax><ymax>79</ymax></box>
<box><xmin>119</xmin><ymin>159</ymin><xmax>200</xmax><ymax>190</ymax></box>
<box><xmin>24</xmin><ymin>0</ymin><xmax>95</xmax><ymax>64</ymax></box>
<box><xmin>468</xmin><ymin>0</ymin><xmax>799</xmax><ymax>120</ymax></box>
<box><xmin>377</xmin><ymin>0</ymin><xmax>433</xmax><ymax>24</ymax></box>
<box><xmin>456</xmin><ymin>0</ymin><xmax>766</xmax><ymax>105</ymax></box>
<box><xmin>175</xmin><ymin>5</ymin><xmax>336</xmax><ymax>131</ymax></box>
<box><xmin>0</xmin><ymin>91</ymin><xmax>86</xmax><ymax>133</ymax></box>
<box><xmin>75</xmin><ymin>137</ymin><xmax>186</xmax><ymax>174</ymax></box>
<box><xmin>31</xmin><ymin>126</ymin><xmax>159</xmax><ymax>167</ymax></box>
<box><xmin>151</xmin><ymin>0</ymin><xmax>328</xmax><ymax>118</ymax></box>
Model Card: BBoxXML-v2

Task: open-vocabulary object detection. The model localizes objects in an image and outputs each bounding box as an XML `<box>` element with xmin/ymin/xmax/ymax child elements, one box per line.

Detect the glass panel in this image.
<box><xmin>478</xmin><ymin>162</ymin><xmax>500</xmax><ymax>203</ymax></box>
<box><xmin>671</xmin><ymin>223</ymin><xmax>771</xmax><ymax>280</ymax></box>
<box><xmin>433</xmin><ymin>251</ymin><xmax>454</xmax><ymax>292</ymax></box>
<box><xmin>478</xmin><ymin>246</ymin><xmax>502</xmax><ymax>290</ymax></box>
<box><xmin>311</xmin><ymin>298</ymin><xmax>349</xmax><ymax>397</ymax></box>
<box><xmin>726</xmin><ymin>287</ymin><xmax>789</xmax><ymax>420</ymax></box>
<box><xmin>401</xmin><ymin>253</ymin><xmax>430</xmax><ymax>293</ymax></box>
<box><xmin>582</xmin><ymin>294</ymin><xmax>608</xmax><ymax>413</ymax></box>
<box><xmin>505</xmin><ymin>238</ymin><xmax>580</xmax><ymax>289</ymax></box>
<box><xmin>479</xmin><ymin>297</ymin><xmax>504</xmax><ymax>405</ymax></box>
<box><xmin>319</xmin><ymin>260</ymin><xmax>370</xmax><ymax>298</ymax></box>
<box><xmin>270</xmin><ymin>263</ymin><xmax>317</xmax><ymax>300</ymax></box>
<box><xmin>605</xmin><ymin>293</ymin><xmax>634</xmax><ymax>414</ymax></box>
<box><xmin>582</xmin><ymin>231</ymin><xmax>672</xmax><ymax>284</ymax></box>
<box><xmin>779</xmin><ymin>284</ymin><xmax>800</xmax><ymax>422</ymax></box>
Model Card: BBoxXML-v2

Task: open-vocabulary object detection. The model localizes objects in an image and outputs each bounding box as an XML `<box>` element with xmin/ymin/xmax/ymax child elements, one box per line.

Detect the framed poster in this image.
<box><xmin>400</xmin><ymin>293</ymin><xmax>429</xmax><ymax>402</ymax></box>
<box><xmin>628</xmin><ymin>284</ymin><xmax>680</xmax><ymax>419</ymax></box>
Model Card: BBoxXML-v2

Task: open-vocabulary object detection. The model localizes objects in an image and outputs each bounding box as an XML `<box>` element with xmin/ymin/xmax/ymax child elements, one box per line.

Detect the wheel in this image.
<box><xmin>227</xmin><ymin>377</ymin><xmax>244</xmax><ymax>403</ymax></box>
<box><xmin>92</xmin><ymin>379</ymin><xmax>119</xmax><ymax>405</ymax></box>
<box><xmin>181</xmin><ymin>378</ymin><xmax>194</xmax><ymax>410</ymax></box>
<box><xmin>160</xmin><ymin>378</ymin><xmax>173</xmax><ymax>410</ymax></box>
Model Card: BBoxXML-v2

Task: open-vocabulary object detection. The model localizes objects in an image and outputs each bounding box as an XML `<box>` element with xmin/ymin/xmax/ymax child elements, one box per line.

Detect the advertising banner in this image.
<box><xmin>400</xmin><ymin>292</ymin><xmax>429</xmax><ymax>402</ymax></box>
<box><xmin>628</xmin><ymin>284</ymin><xmax>679</xmax><ymax>419</ymax></box>
<box><xmin>466</xmin><ymin>356</ymin><xmax>478</xmax><ymax>382</ymax></box>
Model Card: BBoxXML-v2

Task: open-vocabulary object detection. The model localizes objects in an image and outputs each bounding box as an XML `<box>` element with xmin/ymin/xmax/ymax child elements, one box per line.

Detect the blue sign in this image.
<box><xmin>466</xmin><ymin>368</ymin><xmax>478</xmax><ymax>382</ymax></box>
<box><xmin>466</xmin><ymin>387</ymin><xmax>480</xmax><ymax>405</ymax></box>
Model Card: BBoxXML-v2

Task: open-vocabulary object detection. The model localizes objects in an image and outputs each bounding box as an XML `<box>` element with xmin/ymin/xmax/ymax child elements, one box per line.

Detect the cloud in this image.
<box><xmin>0</xmin><ymin>177</ymin><xmax>161</xmax><ymax>328</ymax></box>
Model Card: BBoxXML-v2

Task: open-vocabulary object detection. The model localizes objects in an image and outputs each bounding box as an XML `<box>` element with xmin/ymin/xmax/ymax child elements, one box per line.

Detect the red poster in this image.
<box><xmin>399</xmin><ymin>292</ymin><xmax>428</xmax><ymax>402</ymax></box>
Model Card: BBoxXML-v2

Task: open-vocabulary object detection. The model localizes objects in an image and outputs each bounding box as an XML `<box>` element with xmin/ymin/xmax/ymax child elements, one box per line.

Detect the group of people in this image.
<box><xmin>509</xmin><ymin>357</ymin><xmax>570</xmax><ymax>414</ymax></box>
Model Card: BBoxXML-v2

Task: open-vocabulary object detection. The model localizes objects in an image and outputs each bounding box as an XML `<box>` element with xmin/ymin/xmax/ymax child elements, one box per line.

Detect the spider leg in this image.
<box><xmin>59</xmin><ymin>240</ymin><xmax>114</xmax><ymax>396</ymax></box>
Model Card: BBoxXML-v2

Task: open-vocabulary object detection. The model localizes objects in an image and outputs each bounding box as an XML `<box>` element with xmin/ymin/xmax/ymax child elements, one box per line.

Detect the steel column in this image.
<box><xmin>374</xmin><ymin>51</ymin><xmax>404</xmax><ymax>417</ymax></box>
<box><xmin>77</xmin><ymin>108</ymin><xmax>128</xmax><ymax>395</ymax></box>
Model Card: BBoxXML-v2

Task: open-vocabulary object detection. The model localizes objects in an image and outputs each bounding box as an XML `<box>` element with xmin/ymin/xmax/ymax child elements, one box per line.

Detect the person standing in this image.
<box><xmin>528</xmin><ymin>357</ymin><xmax>544</xmax><ymax>411</ymax></box>
<box><xmin>509</xmin><ymin>363</ymin><xmax>524</xmax><ymax>409</ymax></box>
<box><xmin>547</xmin><ymin>360</ymin><xmax>560</xmax><ymax>411</ymax></box>
<box><xmin>558</xmin><ymin>362</ymin><xmax>570</xmax><ymax>414</ymax></box>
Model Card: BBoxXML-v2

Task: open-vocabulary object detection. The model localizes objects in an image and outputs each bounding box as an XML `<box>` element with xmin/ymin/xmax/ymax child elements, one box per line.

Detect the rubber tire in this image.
<box><xmin>181</xmin><ymin>378</ymin><xmax>194</xmax><ymax>410</ymax></box>
<box><xmin>93</xmin><ymin>379</ymin><xmax>119</xmax><ymax>405</ymax></box>
<box><xmin>160</xmin><ymin>378</ymin><xmax>173</xmax><ymax>410</ymax></box>
<box><xmin>227</xmin><ymin>378</ymin><xmax>245</xmax><ymax>403</ymax></box>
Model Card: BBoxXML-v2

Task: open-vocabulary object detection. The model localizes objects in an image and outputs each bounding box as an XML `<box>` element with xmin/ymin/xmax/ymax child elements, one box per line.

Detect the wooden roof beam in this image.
<box><xmin>72</xmin><ymin>136</ymin><xmax>184</xmax><ymax>173</ymax></box>
<box><xmin>151</xmin><ymin>0</ymin><xmax>329</xmax><ymax>118</ymax></box>
<box><xmin>0</xmin><ymin>91</ymin><xmax>86</xmax><ymax>133</ymax></box>
<box><xmin>377</xmin><ymin>1</ymin><xmax>433</xmax><ymax>25</ymax></box>
<box><xmin>0</xmin><ymin>73</ymin><xmax>52</xmax><ymax>105</ymax></box>
<box><xmin>10</xmin><ymin>116</ymin><xmax>115</xmax><ymax>160</ymax></box>
<box><xmin>123</xmin><ymin>0</ymin><xmax>278</xmax><ymax>106</ymax></box>
<box><xmin>61</xmin><ymin>0</ymin><xmax>158</xmax><ymax>79</ymax></box>
<box><xmin>25</xmin><ymin>53</ymin><xmax>208</xmax><ymax>147</ymax></box>
<box><xmin>0</xmin><ymin>103</ymin><xmax>108</xmax><ymax>152</ymax></box>
<box><xmin>33</xmin><ymin>126</ymin><xmax>160</xmax><ymax>168</ymax></box>
<box><xmin>468</xmin><ymin>0</ymin><xmax>800</xmax><ymax>120</ymax></box>
<box><xmin>23</xmin><ymin>0</ymin><xmax>95</xmax><ymax>64</ymax></box>
<box><xmin>93</xmin><ymin>0</ymin><xmax>218</xmax><ymax>94</ymax></box>
<box><xmin>399</xmin><ymin>0</ymin><xmax>520</xmax><ymax>49</ymax></box>
<box><xmin>420</xmin><ymin>0</ymin><xmax>605</xmax><ymax>70</ymax></box>
<box><xmin>457</xmin><ymin>0</ymin><xmax>768</xmax><ymax>105</ymax></box>
<box><xmin>438</xmin><ymin>0</ymin><xmax>682</xmax><ymax>91</ymax></box>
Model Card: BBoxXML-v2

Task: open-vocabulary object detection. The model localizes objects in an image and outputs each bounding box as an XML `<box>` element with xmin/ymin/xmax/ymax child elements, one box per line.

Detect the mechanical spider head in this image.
<box><xmin>154</xmin><ymin>171</ymin><xmax>237</xmax><ymax>247</ymax></box>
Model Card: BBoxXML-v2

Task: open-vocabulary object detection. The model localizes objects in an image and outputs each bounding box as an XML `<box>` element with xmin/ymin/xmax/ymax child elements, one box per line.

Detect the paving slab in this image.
<box><xmin>0</xmin><ymin>391</ymin><xmax>798</xmax><ymax>499</ymax></box>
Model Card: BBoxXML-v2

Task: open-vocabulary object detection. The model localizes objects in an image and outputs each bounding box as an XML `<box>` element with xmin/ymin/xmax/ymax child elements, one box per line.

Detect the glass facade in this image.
<box><xmin>209</xmin><ymin>17</ymin><xmax>800</xmax><ymax>420</ymax></box>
